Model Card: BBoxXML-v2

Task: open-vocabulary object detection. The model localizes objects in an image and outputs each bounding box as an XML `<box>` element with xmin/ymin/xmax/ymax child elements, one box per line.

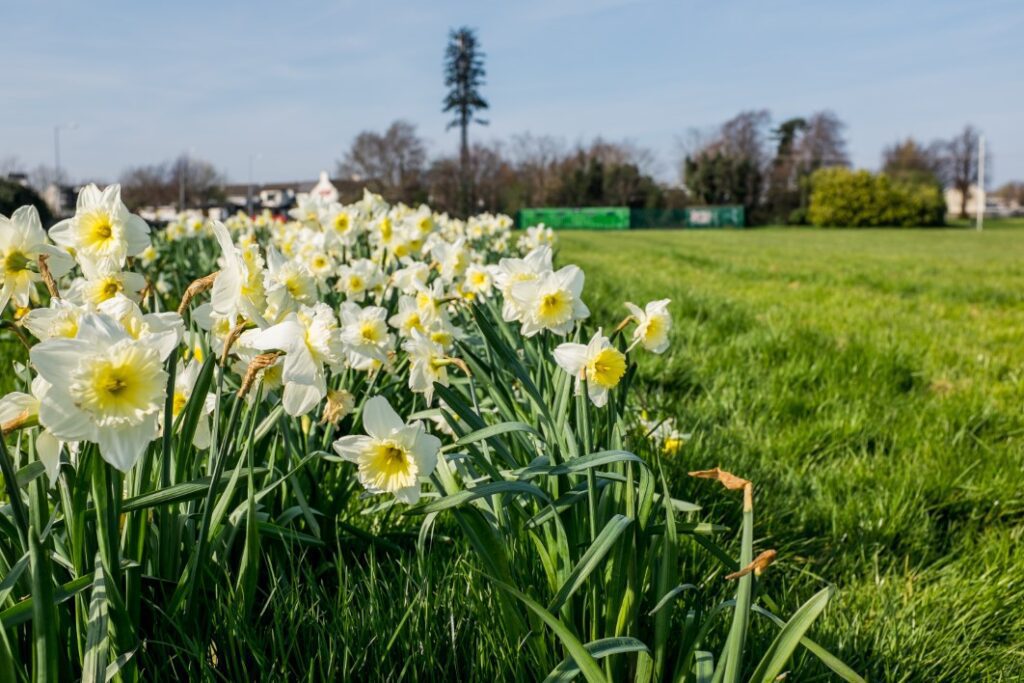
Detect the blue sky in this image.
<box><xmin>2</xmin><ymin>0</ymin><xmax>1022</xmax><ymax>185</ymax></box>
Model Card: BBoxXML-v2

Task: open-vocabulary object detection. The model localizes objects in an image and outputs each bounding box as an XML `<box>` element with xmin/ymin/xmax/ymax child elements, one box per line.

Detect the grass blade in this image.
<box><xmin>748</xmin><ymin>586</ymin><xmax>837</xmax><ymax>683</ymax></box>
<box><xmin>82</xmin><ymin>558</ymin><xmax>109</xmax><ymax>683</ymax></box>
<box><xmin>543</xmin><ymin>637</ymin><xmax>651</xmax><ymax>683</ymax></box>
<box><xmin>547</xmin><ymin>514</ymin><xmax>632</xmax><ymax>613</ymax></box>
<box><xmin>490</xmin><ymin>577</ymin><xmax>607</xmax><ymax>683</ymax></box>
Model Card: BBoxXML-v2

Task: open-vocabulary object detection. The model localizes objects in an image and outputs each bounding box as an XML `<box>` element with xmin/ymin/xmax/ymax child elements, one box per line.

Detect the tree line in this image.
<box><xmin>0</xmin><ymin>116</ymin><xmax>995</xmax><ymax>226</ymax></box>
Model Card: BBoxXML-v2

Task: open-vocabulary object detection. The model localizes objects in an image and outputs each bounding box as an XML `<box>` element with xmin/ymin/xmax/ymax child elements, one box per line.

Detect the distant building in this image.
<box><xmin>222</xmin><ymin>171</ymin><xmax>365</xmax><ymax>215</ymax></box>
<box><xmin>945</xmin><ymin>185</ymin><xmax>1021</xmax><ymax>217</ymax></box>
<box><xmin>42</xmin><ymin>183</ymin><xmax>80</xmax><ymax>218</ymax></box>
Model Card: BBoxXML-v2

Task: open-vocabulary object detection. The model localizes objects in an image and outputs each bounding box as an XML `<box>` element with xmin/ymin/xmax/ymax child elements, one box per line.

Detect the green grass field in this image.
<box><xmin>557</xmin><ymin>223</ymin><xmax>1024</xmax><ymax>680</ymax></box>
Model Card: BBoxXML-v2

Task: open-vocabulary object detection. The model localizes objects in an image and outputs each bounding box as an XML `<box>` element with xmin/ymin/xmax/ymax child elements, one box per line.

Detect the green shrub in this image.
<box><xmin>807</xmin><ymin>167</ymin><xmax>944</xmax><ymax>228</ymax></box>
<box><xmin>0</xmin><ymin>178</ymin><xmax>52</xmax><ymax>224</ymax></box>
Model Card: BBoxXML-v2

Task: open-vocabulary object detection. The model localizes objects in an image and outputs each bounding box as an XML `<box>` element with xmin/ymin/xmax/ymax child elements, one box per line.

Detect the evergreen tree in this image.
<box><xmin>443</xmin><ymin>27</ymin><xmax>488</xmax><ymax>216</ymax></box>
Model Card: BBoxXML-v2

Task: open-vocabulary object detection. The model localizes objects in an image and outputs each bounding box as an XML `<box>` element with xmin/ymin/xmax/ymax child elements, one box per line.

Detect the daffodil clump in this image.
<box><xmin>0</xmin><ymin>184</ymin><xmax>855</xmax><ymax>681</ymax></box>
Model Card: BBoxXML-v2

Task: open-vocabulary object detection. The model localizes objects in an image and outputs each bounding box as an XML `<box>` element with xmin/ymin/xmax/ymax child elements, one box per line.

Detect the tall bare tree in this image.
<box><xmin>508</xmin><ymin>133</ymin><xmax>565</xmax><ymax>206</ymax></box>
<box><xmin>337</xmin><ymin>120</ymin><xmax>427</xmax><ymax>203</ymax></box>
<box><xmin>944</xmin><ymin>125</ymin><xmax>982</xmax><ymax>218</ymax></box>
<box><xmin>119</xmin><ymin>155</ymin><xmax>225</xmax><ymax>210</ymax></box>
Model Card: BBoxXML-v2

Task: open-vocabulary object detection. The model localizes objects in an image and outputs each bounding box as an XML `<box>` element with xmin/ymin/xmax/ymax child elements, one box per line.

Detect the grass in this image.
<box><xmin>556</xmin><ymin>222</ymin><xmax>1024</xmax><ymax>681</ymax></box>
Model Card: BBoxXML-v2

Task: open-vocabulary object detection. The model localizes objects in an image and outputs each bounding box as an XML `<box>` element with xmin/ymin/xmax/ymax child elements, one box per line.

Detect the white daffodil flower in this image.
<box><xmin>210</xmin><ymin>221</ymin><xmax>267</xmax><ymax>327</ymax></box>
<box><xmin>231</xmin><ymin>344</ymin><xmax>285</xmax><ymax>400</ymax></box>
<box><xmin>462</xmin><ymin>263</ymin><xmax>495</xmax><ymax>299</ymax></box>
<box><xmin>517</xmin><ymin>224</ymin><xmax>556</xmax><ymax>252</ymax></box>
<box><xmin>288</xmin><ymin>194</ymin><xmax>327</xmax><ymax>230</ymax></box>
<box><xmin>22</xmin><ymin>298</ymin><xmax>88</xmax><ymax>341</ymax></box>
<box><xmin>403</xmin><ymin>328</ymin><xmax>449</xmax><ymax>405</ymax></box>
<box><xmin>67</xmin><ymin>261</ymin><xmax>147</xmax><ymax>307</ymax></box>
<box><xmin>30</xmin><ymin>313</ymin><xmax>174</xmax><ymax>472</ymax></box>
<box><xmin>246</xmin><ymin>302</ymin><xmax>344</xmax><ymax>417</ymax></box>
<box><xmin>493</xmin><ymin>245</ymin><xmax>553</xmax><ymax>323</ymax></box>
<box><xmin>263</xmin><ymin>246</ymin><xmax>317</xmax><ymax>321</ymax></box>
<box><xmin>387</xmin><ymin>296</ymin><xmax>427</xmax><ymax>339</ymax></box>
<box><xmin>553</xmin><ymin>330</ymin><xmax>627</xmax><ymax>408</ymax></box>
<box><xmin>306</xmin><ymin>249</ymin><xmax>336</xmax><ymax>284</ymax></box>
<box><xmin>98</xmin><ymin>294</ymin><xmax>184</xmax><ymax>360</ymax></box>
<box><xmin>169</xmin><ymin>359</ymin><xmax>215</xmax><ymax>449</ymax></box>
<box><xmin>332</xmin><ymin>396</ymin><xmax>441</xmax><ymax>504</ymax></box>
<box><xmin>510</xmin><ymin>264</ymin><xmax>589</xmax><ymax>337</ymax></box>
<box><xmin>337</xmin><ymin>258</ymin><xmax>384</xmax><ymax>303</ymax></box>
<box><xmin>625</xmin><ymin>299</ymin><xmax>672</xmax><ymax>354</ymax></box>
<box><xmin>324</xmin><ymin>204</ymin><xmax>358</xmax><ymax>247</ymax></box>
<box><xmin>339</xmin><ymin>302</ymin><xmax>393</xmax><ymax>365</ymax></box>
<box><xmin>0</xmin><ymin>377</ymin><xmax>65</xmax><ymax>484</ymax></box>
<box><xmin>412</xmin><ymin>280</ymin><xmax>448</xmax><ymax>326</ymax></box>
<box><xmin>49</xmin><ymin>184</ymin><xmax>150</xmax><ymax>273</ymax></box>
<box><xmin>431</xmin><ymin>237</ymin><xmax>469</xmax><ymax>283</ymax></box>
<box><xmin>391</xmin><ymin>262</ymin><xmax>430</xmax><ymax>295</ymax></box>
<box><xmin>0</xmin><ymin>205</ymin><xmax>73</xmax><ymax>314</ymax></box>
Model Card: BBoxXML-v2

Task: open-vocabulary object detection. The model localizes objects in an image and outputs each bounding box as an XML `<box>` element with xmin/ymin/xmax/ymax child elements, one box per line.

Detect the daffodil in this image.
<box><xmin>493</xmin><ymin>245</ymin><xmax>553</xmax><ymax>323</ymax></box>
<box><xmin>321</xmin><ymin>388</ymin><xmax>356</xmax><ymax>426</ymax></box>
<box><xmin>210</xmin><ymin>221</ymin><xmax>267</xmax><ymax>326</ymax></box>
<box><xmin>30</xmin><ymin>313</ymin><xmax>172</xmax><ymax>472</ymax></box>
<box><xmin>168</xmin><ymin>359</ymin><xmax>215</xmax><ymax>449</ymax></box>
<box><xmin>387</xmin><ymin>296</ymin><xmax>427</xmax><ymax>339</ymax></box>
<box><xmin>337</xmin><ymin>259</ymin><xmax>384</xmax><ymax>303</ymax></box>
<box><xmin>516</xmin><ymin>224</ymin><xmax>556</xmax><ymax>252</ymax></box>
<box><xmin>324</xmin><ymin>204</ymin><xmax>358</xmax><ymax>247</ymax></box>
<box><xmin>431</xmin><ymin>237</ymin><xmax>469</xmax><ymax>282</ymax></box>
<box><xmin>553</xmin><ymin>330</ymin><xmax>627</xmax><ymax>407</ymax></box>
<box><xmin>49</xmin><ymin>184</ymin><xmax>150</xmax><ymax>273</ymax></box>
<box><xmin>391</xmin><ymin>262</ymin><xmax>430</xmax><ymax>295</ymax></box>
<box><xmin>68</xmin><ymin>262</ymin><xmax>146</xmax><ymax>306</ymax></box>
<box><xmin>288</xmin><ymin>195</ymin><xmax>326</xmax><ymax>230</ymax></box>
<box><xmin>0</xmin><ymin>377</ymin><xmax>65</xmax><ymax>484</ymax></box>
<box><xmin>263</xmin><ymin>246</ymin><xmax>316</xmax><ymax>320</ymax></box>
<box><xmin>403</xmin><ymin>328</ymin><xmax>450</xmax><ymax>404</ymax></box>
<box><xmin>21</xmin><ymin>298</ymin><xmax>87</xmax><ymax>341</ymax></box>
<box><xmin>339</xmin><ymin>302</ymin><xmax>393</xmax><ymax>366</ymax></box>
<box><xmin>0</xmin><ymin>205</ymin><xmax>73</xmax><ymax>313</ymax></box>
<box><xmin>246</xmin><ymin>302</ymin><xmax>344</xmax><ymax>416</ymax></box>
<box><xmin>625</xmin><ymin>299</ymin><xmax>672</xmax><ymax>353</ymax></box>
<box><xmin>462</xmin><ymin>263</ymin><xmax>495</xmax><ymax>299</ymax></box>
<box><xmin>511</xmin><ymin>265</ymin><xmax>589</xmax><ymax>337</ymax></box>
<box><xmin>98</xmin><ymin>293</ymin><xmax>184</xmax><ymax>362</ymax></box>
<box><xmin>332</xmin><ymin>396</ymin><xmax>441</xmax><ymax>503</ymax></box>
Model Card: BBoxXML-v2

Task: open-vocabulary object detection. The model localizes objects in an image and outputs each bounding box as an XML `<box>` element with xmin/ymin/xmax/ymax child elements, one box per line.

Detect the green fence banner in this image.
<box><xmin>518</xmin><ymin>207</ymin><xmax>630</xmax><ymax>230</ymax></box>
<box><xmin>630</xmin><ymin>206</ymin><xmax>745</xmax><ymax>228</ymax></box>
<box><xmin>518</xmin><ymin>206</ymin><xmax>745</xmax><ymax>230</ymax></box>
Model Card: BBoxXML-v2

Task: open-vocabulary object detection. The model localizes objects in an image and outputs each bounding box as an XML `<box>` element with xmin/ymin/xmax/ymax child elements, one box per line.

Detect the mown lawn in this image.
<box><xmin>558</xmin><ymin>223</ymin><xmax>1024</xmax><ymax>681</ymax></box>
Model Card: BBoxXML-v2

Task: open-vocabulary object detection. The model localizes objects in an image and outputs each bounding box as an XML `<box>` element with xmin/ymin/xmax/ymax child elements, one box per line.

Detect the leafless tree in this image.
<box><xmin>119</xmin><ymin>155</ymin><xmax>225</xmax><ymax>210</ymax></box>
<box><xmin>719</xmin><ymin>109</ymin><xmax>772</xmax><ymax>166</ymax></box>
<box><xmin>943</xmin><ymin>125</ymin><xmax>983</xmax><ymax>218</ymax></box>
<box><xmin>28</xmin><ymin>165</ymin><xmax>69</xmax><ymax>193</ymax></box>
<box><xmin>508</xmin><ymin>133</ymin><xmax>565</xmax><ymax>206</ymax></box>
<box><xmin>794</xmin><ymin>111</ymin><xmax>848</xmax><ymax>172</ymax></box>
<box><xmin>428</xmin><ymin>141</ymin><xmax>514</xmax><ymax>214</ymax></box>
<box><xmin>337</xmin><ymin>120</ymin><xmax>427</xmax><ymax>202</ymax></box>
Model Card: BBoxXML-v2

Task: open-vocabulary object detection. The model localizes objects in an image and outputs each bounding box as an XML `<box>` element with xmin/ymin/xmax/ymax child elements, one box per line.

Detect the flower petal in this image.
<box><xmin>95</xmin><ymin>413</ymin><xmax>159</xmax><ymax>472</ymax></box>
<box><xmin>361</xmin><ymin>396</ymin><xmax>404</xmax><ymax>440</ymax></box>
<box><xmin>332</xmin><ymin>434</ymin><xmax>372</xmax><ymax>462</ymax></box>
